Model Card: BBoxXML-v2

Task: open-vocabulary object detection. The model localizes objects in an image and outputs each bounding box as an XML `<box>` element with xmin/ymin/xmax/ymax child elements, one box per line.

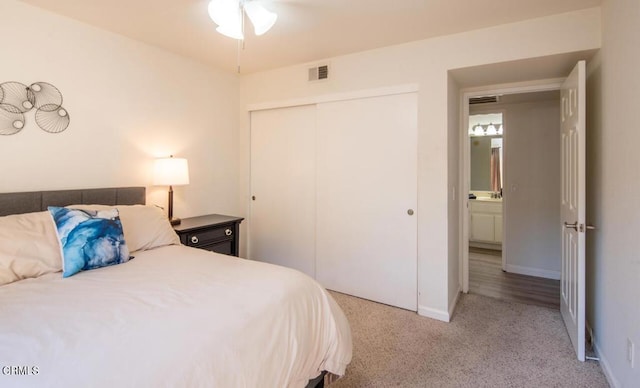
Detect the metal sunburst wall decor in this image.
<box><xmin>0</xmin><ymin>81</ymin><xmax>70</xmax><ymax>135</ymax></box>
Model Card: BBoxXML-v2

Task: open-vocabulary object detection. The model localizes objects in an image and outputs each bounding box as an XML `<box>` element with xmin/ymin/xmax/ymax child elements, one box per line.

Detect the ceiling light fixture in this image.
<box><xmin>208</xmin><ymin>0</ymin><xmax>277</xmax><ymax>40</ymax></box>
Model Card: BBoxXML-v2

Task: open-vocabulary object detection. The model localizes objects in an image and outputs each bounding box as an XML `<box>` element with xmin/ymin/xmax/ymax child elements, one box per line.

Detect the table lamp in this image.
<box><xmin>154</xmin><ymin>155</ymin><xmax>190</xmax><ymax>225</ymax></box>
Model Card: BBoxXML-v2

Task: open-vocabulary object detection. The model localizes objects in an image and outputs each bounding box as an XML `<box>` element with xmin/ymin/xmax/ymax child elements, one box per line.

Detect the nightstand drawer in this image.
<box><xmin>186</xmin><ymin>226</ymin><xmax>233</xmax><ymax>247</ymax></box>
<box><xmin>173</xmin><ymin>214</ymin><xmax>244</xmax><ymax>257</ymax></box>
<box><xmin>201</xmin><ymin>240</ymin><xmax>233</xmax><ymax>256</ymax></box>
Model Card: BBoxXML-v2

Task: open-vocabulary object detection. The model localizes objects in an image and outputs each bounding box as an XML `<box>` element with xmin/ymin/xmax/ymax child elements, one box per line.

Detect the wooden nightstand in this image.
<box><xmin>173</xmin><ymin>214</ymin><xmax>244</xmax><ymax>257</ymax></box>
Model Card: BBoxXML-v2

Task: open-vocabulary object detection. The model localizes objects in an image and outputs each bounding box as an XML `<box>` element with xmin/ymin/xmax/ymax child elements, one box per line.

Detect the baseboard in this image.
<box><xmin>418</xmin><ymin>305</ymin><xmax>450</xmax><ymax>322</ymax></box>
<box><xmin>469</xmin><ymin>241</ymin><xmax>502</xmax><ymax>250</ymax></box>
<box><xmin>592</xmin><ymin>334</ymin><xmax>621</xmax><ymax>388</ymax></box>
<box><xmin>504</xmin><ymin>264</ymin><xmax>560</xmax><ymax>280</ymax></box>
<box><xmin>417</xmin><ymin>287</ymin><xmax>461</xmax><ymax>323</ymax></box>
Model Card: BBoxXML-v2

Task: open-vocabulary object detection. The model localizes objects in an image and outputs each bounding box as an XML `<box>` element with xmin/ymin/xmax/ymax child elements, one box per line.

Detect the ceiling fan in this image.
<box><xmin>208</xmin><ymin>0</ymin><xmax>278</xmax><ymax>40</ymax></box>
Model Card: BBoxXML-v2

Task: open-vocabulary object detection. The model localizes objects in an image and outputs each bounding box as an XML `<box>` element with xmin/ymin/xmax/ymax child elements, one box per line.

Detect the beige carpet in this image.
<box><xmin>329</xmin><ymin>291</ymin><xmax>608</xmax><ymax>388</ymax></box>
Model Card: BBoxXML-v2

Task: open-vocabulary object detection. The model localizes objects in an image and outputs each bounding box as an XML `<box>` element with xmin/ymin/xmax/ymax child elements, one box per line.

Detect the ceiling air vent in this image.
<box><xmin>309</xmin><ymin>65</ymin><xmax>329</xmax><ymax>81</ymax></box>
<box><xmin>470</xmin><ymin>96</ymin><xmax>499</xmax><ymax>105</ymax></box>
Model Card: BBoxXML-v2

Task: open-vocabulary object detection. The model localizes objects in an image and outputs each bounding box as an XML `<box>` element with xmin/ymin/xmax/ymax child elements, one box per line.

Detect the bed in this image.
<box><xmin>0</xmin><ymin>187</ymin><xmax>352</xmax><ymax>388</ymax></box>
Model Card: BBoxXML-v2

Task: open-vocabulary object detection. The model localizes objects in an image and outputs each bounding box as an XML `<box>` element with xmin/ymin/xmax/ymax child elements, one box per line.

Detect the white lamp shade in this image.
<box><xmin>216</xmin><ymin>23</ymin><xmax>244</xmax><ymax>39</ymax></box>
<box><xmin>208</xmin><ymin>0</ymin><xmax>238</xmax><ymax>26</ymax></box>
<box><xmin>473</xmin><ymin>125</ymin><xmax>485</xmax><ymax>136</ymax></box>
<box><xmin>209</xmin><ymin>0</ymin><xmax>244</xmax><ymax>39</ymax></box>
<box><xmin>244</xmin><ymin>1</ymin><xmax>277</xmax><ymax>36</ymax></box>
<box><xmin>208</xmin><ymin>0</ymin><xmax>277</xmax><ymax>39</ymax></box>
<box><xmin>154</xmin><ymin>157</ymin><xmax>190</xmax><ymax>186</ymax></box>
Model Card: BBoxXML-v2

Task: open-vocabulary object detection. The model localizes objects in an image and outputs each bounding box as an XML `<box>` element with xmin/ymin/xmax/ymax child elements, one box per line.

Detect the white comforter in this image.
<box><xmin>0</xmin><ymin>245</ymin><xmax>352</xmax><ymax>388</ymax></box>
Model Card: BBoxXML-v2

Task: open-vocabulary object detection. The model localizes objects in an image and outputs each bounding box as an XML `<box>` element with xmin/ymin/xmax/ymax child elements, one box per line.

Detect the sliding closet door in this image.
<box><xmin>249</xmin><ymin>105</ymin><xmax>316</xmax><ymax>276</ymax></box>
<box><xmin>316</xmin><ymin>93</ymin><xmax>418</xmax><ymax>311</ymax></box>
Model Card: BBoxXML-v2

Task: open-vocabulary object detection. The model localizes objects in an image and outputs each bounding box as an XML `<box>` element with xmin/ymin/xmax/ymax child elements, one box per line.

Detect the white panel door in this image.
<box><xmin>250</xmin><ymin>105</ymin><xmax>317</xmax><ymax>277</ymax></box>
<box><xmin>560</xmin><ymin>61</ymin><xmax>586</xmax><ymax>361</ymax></box>
<box><xmin>315</xmin><ymin>93</ymin><xmax>418</xmax><ymax>311</ymax></box>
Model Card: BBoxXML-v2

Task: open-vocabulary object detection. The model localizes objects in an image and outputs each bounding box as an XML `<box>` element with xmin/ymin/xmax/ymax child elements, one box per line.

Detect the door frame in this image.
<box><xmin>460</xmin><ymin>79</ymin><xmax>564</xmax><ymax>293</ymax></box>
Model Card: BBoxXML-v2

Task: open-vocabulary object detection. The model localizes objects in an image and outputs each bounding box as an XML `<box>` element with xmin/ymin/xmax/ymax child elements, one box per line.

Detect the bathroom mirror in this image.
<box><xmin>470</xmin><ymin>136</ymin><xmax>502</xmax><ymax>191</ymax></box>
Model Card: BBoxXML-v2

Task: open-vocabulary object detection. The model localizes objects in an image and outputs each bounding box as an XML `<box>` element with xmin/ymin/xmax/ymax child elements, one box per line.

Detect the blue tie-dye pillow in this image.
<box><xmin>48</xmin><ymin>206</ymin><xmax>131</xmax><ymax>277</ymax></box>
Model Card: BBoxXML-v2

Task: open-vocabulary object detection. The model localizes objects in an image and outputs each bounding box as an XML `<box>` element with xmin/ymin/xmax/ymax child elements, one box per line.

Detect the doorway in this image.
<box><xmin>455</xmin><ymin>59</ymin><xmax>589</xmax><ymax>362</ymax></box>
<box><xmin>468</xmin><ymin>111</ymin><xmax>504</xmax><ymax>266</ymax></box>
<box><xmin>462</xmin><ymin>85</ymin><xmax>563</xmax><ymax>309</ymax></box>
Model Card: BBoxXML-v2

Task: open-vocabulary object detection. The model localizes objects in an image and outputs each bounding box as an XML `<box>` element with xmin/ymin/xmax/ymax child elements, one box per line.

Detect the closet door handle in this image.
<box><xmin>563</xmin><ymin>221</ymin><xmax>577</xmax><ymax>231</ymax></box>
<box><xmin>407</xmin><ymin>209</ymin><xmax>414</xmax><ymax>216</ymax></box>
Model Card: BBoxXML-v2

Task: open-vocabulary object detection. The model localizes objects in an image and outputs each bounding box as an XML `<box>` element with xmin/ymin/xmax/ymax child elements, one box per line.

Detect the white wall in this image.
<box><xmin>472</xmin><ymin>97</ymin><xmax>561</xmax><ymax>279</ymax></box>
<box><xmin>239</xmin><ymin>8</ymin><xmax>601</xmax><ymax>320</ymax></box>
<box><xmin>0</xmin><ymin>1</ymin><xmax>240</xmax><ymax>219</ymax></box>
<box><xmin>586</xmin><ymin>0</ymin><xmax>640</xmax><ymax>386</ymax></box>
<box><xmin>504</xmin><ymin>99</ymin><xmax>561</xmax><ymax>279</ymax></box>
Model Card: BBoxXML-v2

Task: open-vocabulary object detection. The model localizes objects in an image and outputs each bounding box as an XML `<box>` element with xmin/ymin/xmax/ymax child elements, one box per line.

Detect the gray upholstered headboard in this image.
<box><xmin>0</xmin><ymin>187</ymin><xmax>146</xmax><ymax>217</ymax></box>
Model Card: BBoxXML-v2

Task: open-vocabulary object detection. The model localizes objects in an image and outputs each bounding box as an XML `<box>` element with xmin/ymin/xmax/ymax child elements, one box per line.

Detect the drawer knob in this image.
<box><xmin>191</xmin><ymin>236</ymin><xmax>199</xmax><ymax>244</ymax></box>
<box><xmin>225</xmin><ymin>228</ymin><xmax>233</xmax><ymax>236</ymax></box>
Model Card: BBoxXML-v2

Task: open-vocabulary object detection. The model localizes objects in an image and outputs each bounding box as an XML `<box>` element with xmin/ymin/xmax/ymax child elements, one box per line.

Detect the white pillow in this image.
<box><xmin>67</xmin><ymin>205</ymin><xmax>180</xmax><ymax>253</ymax></box>
<box><xmin>0</xmin><ymin>211</ymin><xmax>63</xmax><ymax>286</ymax></box>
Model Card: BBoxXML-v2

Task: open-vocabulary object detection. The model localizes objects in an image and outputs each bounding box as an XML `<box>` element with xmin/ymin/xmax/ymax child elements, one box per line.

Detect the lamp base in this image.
<box><xmin>170</xmin><ymin>217</ymin><xmax>182</xmax><ymax>226</ymax></box>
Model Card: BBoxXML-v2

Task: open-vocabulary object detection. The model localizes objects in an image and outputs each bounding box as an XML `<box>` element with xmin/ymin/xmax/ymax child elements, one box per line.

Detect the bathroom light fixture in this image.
<box><xmin>154</xmin><ymin>156</ymin><xmax>190</xmax><ymax>225</ymax></box>
<box><xmin>469</xmin><ymin>123</ymin><xmax>505</xmax><ymax>137</ymax></box>
<box><xmin>208</xmin><ymin>0</ymin><xmax>277</xmax><ymax>40</ymax></box>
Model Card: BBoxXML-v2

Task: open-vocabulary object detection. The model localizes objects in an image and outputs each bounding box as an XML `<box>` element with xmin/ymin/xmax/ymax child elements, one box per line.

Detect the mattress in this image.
<box><xmin>0</xmin><ymin>245</ymin><xmax>352</xmax><ymax>387</ymax></box>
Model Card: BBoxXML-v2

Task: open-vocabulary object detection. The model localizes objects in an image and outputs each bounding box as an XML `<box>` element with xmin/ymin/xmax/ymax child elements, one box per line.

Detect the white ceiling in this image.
<box><xmin>19</xmin><ymin>0</ymin><xmax>601</xmax><ymax>74</ymax></box>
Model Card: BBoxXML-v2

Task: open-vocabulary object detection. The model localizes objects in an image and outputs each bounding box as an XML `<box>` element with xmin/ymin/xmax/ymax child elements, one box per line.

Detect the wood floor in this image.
<box><xmin>469</xmin><ymin>248</ymin><xmax>560</xmax><ymax>309</ymax></box>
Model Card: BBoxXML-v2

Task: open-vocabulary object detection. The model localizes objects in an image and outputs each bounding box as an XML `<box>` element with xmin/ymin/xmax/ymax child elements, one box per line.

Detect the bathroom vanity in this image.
<box><xmin>469</xmin><ymin>197</ymin><xmax>503</xmax><ymax>247</ymax></box>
